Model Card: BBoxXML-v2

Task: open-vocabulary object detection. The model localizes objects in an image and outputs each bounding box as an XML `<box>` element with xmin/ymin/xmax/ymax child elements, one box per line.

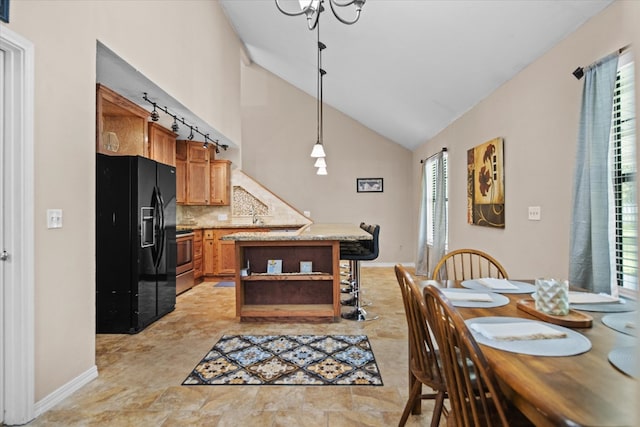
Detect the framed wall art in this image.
<box><xmin>467</xmin><ymin>137</ymin><xmax>505</xmax><ymax>228</ymax></box>
<box><xmin>357</xmin><ymin>178</ymin><xmax>383</xmax><ymax>193</ymax></box>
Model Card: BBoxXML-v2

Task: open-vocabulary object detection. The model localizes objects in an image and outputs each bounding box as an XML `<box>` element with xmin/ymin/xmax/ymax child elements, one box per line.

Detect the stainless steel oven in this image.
<box><xmin>176</xmin><ymin>231</ymin><xmax>194</xmax><ymax>294</ymax></box>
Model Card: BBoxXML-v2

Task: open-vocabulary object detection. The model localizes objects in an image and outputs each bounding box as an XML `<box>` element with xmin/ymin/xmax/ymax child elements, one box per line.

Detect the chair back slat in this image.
<box><xmin>432</xmin><ymin>249</ymin><xmax>508</xmax><ymax>281</ymax></box>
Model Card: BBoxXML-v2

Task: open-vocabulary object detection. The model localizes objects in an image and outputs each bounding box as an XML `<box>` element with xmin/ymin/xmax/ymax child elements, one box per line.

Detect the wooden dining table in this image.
<box><xmin>420</xmin><ymin>279</ymin><xmax>637</xmax><ymax>427</ymax></box>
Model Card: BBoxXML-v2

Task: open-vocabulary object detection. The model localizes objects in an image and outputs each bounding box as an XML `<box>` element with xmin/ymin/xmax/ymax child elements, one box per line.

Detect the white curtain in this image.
<box><xmin>416</xmin><ymin>151</ymin><xmax>446</xmax><ymax>276</ymax></box>
<box><xmin>569</xmin><ymin>53</ymin><xmax>619</xmax><ymax>293</ymax></box>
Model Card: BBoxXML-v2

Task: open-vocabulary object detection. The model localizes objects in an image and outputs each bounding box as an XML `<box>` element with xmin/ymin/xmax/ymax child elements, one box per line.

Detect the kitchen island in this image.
<box><xmin>223</xmin><ymin>224</ymin><xmax>371</xmax><ymax>322</ymax></box>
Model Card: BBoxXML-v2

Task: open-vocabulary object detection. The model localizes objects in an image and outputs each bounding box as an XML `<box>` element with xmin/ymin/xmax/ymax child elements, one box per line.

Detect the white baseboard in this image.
<box><xmin>34</xmin><ymin>365</ymin><xmax>98</xmax><ymax>418</ymax></box>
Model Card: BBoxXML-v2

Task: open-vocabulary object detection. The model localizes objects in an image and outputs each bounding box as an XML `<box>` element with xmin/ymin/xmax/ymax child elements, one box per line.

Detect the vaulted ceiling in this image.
<box><xmin>220</xmin><ymin>0</ymin><xmax>613</xmax><ymax>150</ymax></box>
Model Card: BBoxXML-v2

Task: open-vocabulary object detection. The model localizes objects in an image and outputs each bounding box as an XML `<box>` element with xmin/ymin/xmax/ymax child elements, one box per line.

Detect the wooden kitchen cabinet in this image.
<box><xmin>187</xmin><ymin>143</ymin><xmax>209</xmax><ymax>205</ymax></box>
<box><xmin>96</xmin><ymin>84</ymin><xmax>150</xmax><ymax>157</ymax></box>
<box><xmin>210</xmin><ymin>160</ymin><xmax>231</xmax><ymax>206</ymax></box>
<box><xmin>193</xmin><ymin>229</ymin><xmax>203</xmax><ymax>280</ymax></box>
<box><xmin>175</xmin><ymin>140</ymin><xmax>231</xmax><ymax>206</ymax></box>
<box><xmin>203</xmin><ymin>229</ymin><xmax>216</xmax><ymax>275</ymax></box>
<box><xmin>215</xmin><ymin>229</ymin><xmax>238</xmax><ymax>276</ymax></box>
<box><xmin>203</xmin><ymin>228</ymin><xmax>268</xmax><ymax>278</ymax></box>
<box><xmin>175</xmin><ymin>141</ymin><xmax>187</xmax><ymax>204</ymax></box>
<box><xmin>148</xmin><ymin>122</ymin><xmax>177</xmax><ymax>166</ymax></box>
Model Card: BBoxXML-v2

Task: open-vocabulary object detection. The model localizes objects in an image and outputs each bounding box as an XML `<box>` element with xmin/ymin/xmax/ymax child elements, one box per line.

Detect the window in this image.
<box><xmin>610</xmin><ymin>55</ymin><xmax>637</xmax><ymax>291</ymax></box>
<box><xmin>425</xmin><ymin>152</ymin><xmax>448</xmax><ymax>246</ymax></box>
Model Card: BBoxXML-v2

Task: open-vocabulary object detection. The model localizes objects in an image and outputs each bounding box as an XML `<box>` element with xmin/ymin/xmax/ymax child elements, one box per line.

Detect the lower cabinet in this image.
<box><xmin>203</xmin><ymin>228</ymin><xmax>268</xmax><ymax>277</ymax></box>
<box><xmin>193</xmin><ymin>229</ymin><xmax>203</xmax><ymax>280</ymax></box>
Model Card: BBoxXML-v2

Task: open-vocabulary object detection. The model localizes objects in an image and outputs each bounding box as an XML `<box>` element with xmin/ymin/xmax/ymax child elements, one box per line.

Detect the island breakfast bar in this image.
<box><xmin>223</xmin><ymin>224</ymin><xmax>372</xmax><ymax>322</ymax></box>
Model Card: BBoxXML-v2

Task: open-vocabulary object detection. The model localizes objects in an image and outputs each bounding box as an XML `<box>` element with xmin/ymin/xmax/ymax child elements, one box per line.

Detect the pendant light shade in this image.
<box><xmin>310</xmin><ymin>141</ymin><xmax>326</xmax><ymax>158</ymax></box>
<box><xmin>314</xmin><ymin>157</ymin><xmax>327</xmax><ymax>168</ymax></box>
<box><xmin>316</xmin><ymin>166</ymin><xmax>328</xmax><ymax>175</ymax></box>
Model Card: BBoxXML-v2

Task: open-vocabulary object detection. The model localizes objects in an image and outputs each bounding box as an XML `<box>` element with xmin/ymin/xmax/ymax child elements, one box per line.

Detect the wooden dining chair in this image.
<box><xmin>431</xmin><ymin>249</ymin><xmax>508</xmax><ymax>281</ymax></box>
<box><xmin>422</xmin><ymin>284</ymin><xmax>533</xmax><ymax>427</ymax></box>
<box><xmin>394</xmin><ymin>264</ymin><xmax>447</xmax><ymax>427</ymax></box>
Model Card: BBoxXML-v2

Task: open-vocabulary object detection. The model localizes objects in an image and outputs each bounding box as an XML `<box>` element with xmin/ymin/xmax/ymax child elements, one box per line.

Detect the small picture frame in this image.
<box><xmin>300</xmin><ymin>261</ymin><xmax>313</xmax><ymax>273</ymax></box>
<box><xmin>266</xmin><ymin>259</ymin><xmax>282</xmax><ymax>274</ymax></box>
<box><xmin>0</xmin><ymin>0</ymin><xmax>9</xmax><ymax>23</ymax></box>
<box><xmin>357</xmin><ymin>178</ymin><xmax>383</xmax><ymax>193</ymax></box>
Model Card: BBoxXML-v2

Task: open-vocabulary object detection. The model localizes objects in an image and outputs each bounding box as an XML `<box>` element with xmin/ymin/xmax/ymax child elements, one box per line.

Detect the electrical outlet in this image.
<box><xmin>304</xmin><ymin>210</ymin><xmax>311</xmax><ymax>217</ymax></box>
<box><xmin>218</xmin><ymin>214</ymin><xmax>228</xmax><ymax>221</ymax></box>
<box><xmin>528</xmin><ymin>206</ymin><xmax>541</xmax><ymax>221</ymax></box>
<box><xmin>47</xmin><ymin>209</ymin><xmax>63</xmax><ymax>229</ymax></box>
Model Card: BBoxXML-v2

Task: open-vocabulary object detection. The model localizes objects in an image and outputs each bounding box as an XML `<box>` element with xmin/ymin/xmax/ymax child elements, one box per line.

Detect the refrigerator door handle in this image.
<box><xmin>152</xmin><ymin>187</ymin><xmax>166</xmax><ymax>267</ymax></box>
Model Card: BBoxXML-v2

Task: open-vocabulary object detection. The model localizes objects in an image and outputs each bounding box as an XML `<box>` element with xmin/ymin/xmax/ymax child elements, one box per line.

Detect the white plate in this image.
<box><xmin>439</xmin><ymin>288</ymin><xmax>509</xmax><ymax>308</ymax></box>
<box><xmin>466</xmin><ymin>316</ymin><xmax>592</xmax><ymax>356</ymax></box>
<box><xmin>461</xmin><ymin>279</ymin><xmax>536</xmax><ymax>294</ymax></box>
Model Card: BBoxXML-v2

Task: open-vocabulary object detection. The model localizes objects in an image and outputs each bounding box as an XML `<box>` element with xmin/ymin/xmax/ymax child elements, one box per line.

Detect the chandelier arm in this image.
<box><xmin>328</xmin><ymin>0</ymin><xmax>362</xmax><ymax>25</ymax></box>
<box><xmin>330</xmin><ymin>0</ymin><xmax>360</xmax><ymax>7</ymax></box>
<box><xmin>274</xmin><ymin>0</ymin><xmax>310</xmax><ymax>17</ymax></box>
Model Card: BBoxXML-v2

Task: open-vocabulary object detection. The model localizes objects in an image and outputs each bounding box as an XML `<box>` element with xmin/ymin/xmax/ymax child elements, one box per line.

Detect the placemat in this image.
<box><xmin>571</xmin><ymin>297</ymin><xmax>637</xmax><ymax>313</ymax></box>
<box><xmin>466</xmin><ymin>316</ymin><xmax>591</xmax><ymax>356</ymax></box>
<box><xmin>602</xmin><ymin>312</ymin><xmax>638</xmax><ymax>336</ymax></box>
<box><xmin>461</xmin><ymin>279</ymin><xmax>536</xmax><ymax>294</ymax></box>
<box><xmin>608</xmin><ymin>346</ymin><xmax>637</xmax><ymax>378</ymax></box>
<box><xmin>439</xmin><ymin>288</ymin><xmax>509</xmax><ymax>308</ymax></box>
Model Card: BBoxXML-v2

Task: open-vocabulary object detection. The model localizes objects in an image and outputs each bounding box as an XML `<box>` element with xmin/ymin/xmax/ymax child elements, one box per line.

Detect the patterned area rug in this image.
<box><xmin>183</xmin><ymin>334</ymin><xmax>383</xmax><ymax>386</ymax></box>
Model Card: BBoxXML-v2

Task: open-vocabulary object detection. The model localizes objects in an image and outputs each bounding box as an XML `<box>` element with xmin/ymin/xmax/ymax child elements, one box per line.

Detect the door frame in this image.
<box><xmin>0</xmin><ymin>25</ymin><xmax>35</xmax><ymax>425</ymax></box>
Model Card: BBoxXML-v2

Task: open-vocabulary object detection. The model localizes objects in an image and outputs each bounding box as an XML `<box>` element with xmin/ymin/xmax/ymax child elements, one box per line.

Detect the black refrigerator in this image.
<box><xmin>96</xmin><ymin>153</ymin><xmax>177</xmax><ymax>333</ymax></box>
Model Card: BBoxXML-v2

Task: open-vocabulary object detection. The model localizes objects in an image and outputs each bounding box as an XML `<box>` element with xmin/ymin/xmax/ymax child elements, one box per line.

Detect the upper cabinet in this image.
<box><xmin>210</xmin><ymin>160</ymin><xmax>231</xmax><ymax>206</ymax></box>
<box><xmin>148</xmin><ymin>122</ymin><xmax>177</xmax><ymax>166</ymax></box>
<box><xmin>186</xmin><ymin>142</ymin><xmax>210</xmax><ymax>205</ymax></box>
<box><xmin>96</xmin><ymin>84</ymin><xmax>150</xmax><ymax>156</ymax></box>
<box><xmin>176</xmin><ymin>140</ymin><xmax>230</xmax><ymax>206</ymax></box>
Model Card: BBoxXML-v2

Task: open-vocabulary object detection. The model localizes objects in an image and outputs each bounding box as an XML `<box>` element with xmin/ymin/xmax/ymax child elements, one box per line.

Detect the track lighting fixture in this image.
<box><xmin>142</xmin><ymin>92</ymin><xmax>228</xmax><ymax>151</ymax></box>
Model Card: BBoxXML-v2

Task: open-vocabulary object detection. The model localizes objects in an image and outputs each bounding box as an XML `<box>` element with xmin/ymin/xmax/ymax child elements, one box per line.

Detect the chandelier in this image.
<box><xmin>275</xmin><ymin>0</ymin><xmax>366</xmax><ymax>30</ymax></box>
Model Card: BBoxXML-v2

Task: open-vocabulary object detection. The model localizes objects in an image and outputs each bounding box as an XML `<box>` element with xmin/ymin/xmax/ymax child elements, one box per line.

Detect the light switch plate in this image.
<box><xmin>47</xmin><ymin>209</ymin><xmax>63</xmax><ymax>229</ymax></box>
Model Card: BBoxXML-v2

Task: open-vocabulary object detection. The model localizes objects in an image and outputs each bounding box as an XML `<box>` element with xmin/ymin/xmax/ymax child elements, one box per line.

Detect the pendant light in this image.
<box><xmin>314</xmin><ymin>157</ymin><xmax>327</xmax><ymax>168</ymax></box>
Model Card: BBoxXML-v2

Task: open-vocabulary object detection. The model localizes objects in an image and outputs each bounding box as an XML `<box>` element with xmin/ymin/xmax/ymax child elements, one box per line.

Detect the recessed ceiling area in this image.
<box><xmin>220</xmin><ymin>0</ymin><xmax>613</xmax><ymax>150</ymax></box>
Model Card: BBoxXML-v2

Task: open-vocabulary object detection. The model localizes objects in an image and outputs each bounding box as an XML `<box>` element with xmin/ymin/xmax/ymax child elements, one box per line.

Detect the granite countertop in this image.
<box><xmin>177</xmin><ymin>223</ymin><xmax>307</xmax><ymax>231</ymax></box>
<box><xmin>221</xmin><ymin>223</ymin><xmax>372</xmax><ymax>242</ymax></box>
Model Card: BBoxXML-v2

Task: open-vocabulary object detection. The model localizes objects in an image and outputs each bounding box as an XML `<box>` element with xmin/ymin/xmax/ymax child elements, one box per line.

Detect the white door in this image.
<box><xmin>0</xmin><ymin>26</ymin><xmax>35</xmax><ymax>425</ymax></box>
<box><xmin>0</xmin><ymin>44</ymin><xmax>5</xmax><ymax>425</ymax></box>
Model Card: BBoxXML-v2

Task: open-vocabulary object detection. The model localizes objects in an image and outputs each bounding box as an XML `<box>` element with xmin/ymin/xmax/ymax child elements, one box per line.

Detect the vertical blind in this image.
<box><xmin>426</xmin><ymin>153</ymin><xmax>448</xmax><ymax>246</ymax></box>
<box><xmin>610</xmin><ymin>57</ymin><xmax>637</xmax><ymax>290</ymax></box>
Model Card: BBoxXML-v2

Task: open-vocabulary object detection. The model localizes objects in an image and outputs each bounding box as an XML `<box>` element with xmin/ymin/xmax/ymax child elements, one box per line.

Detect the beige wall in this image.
<box><xmin>240</xmin><ymin>62</ymin><xmax>414</xmax><ymax>264</ymax></box>
<box><xmin>413</xmin><ymin>1</ymin><xmax>634</xmax><ymax>280</ymax></box>
<box><xmin>7</xmin><ymin>0</ymin><xmax>243</xmax><ymax>401</ymax></box>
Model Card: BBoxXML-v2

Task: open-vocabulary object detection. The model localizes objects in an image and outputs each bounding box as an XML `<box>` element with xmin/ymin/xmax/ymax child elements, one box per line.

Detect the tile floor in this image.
<box><xmin>28</xmin><ymin>267</ymin><xmax>445</xmax><ymax>426</ymax></box>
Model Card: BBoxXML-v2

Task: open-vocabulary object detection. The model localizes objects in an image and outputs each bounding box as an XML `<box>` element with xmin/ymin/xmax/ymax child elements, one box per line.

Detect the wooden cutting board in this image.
<box><xmin>517</xmin><ymin>298</ymin><xmax>593</xmax><ymax>328</ymax></box>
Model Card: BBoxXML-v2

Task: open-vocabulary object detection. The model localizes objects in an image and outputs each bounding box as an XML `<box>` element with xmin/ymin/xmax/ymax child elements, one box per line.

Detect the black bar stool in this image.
<box><xmin>339</xmin><ymin>222</ymin><xmax>380</xmax><ymax>321</ymax></box>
